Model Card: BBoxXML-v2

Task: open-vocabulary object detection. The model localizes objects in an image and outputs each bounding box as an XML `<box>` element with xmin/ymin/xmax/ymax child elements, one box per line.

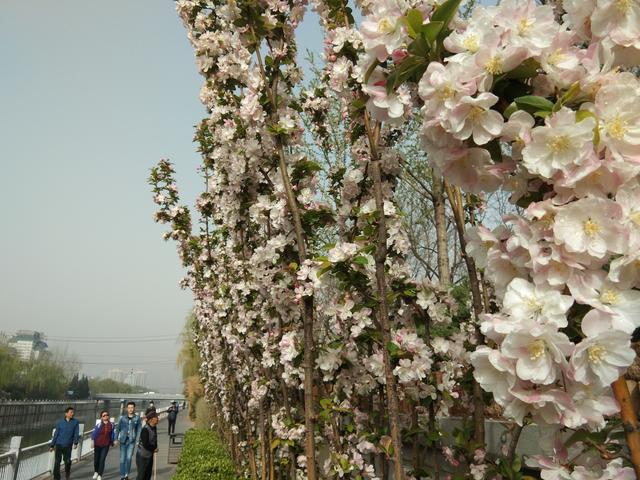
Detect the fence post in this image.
<box><xmin>9</xmin><ymin>436</ymin><xmax>22</xmax><ymax>480</ymax></box>
<box><xmin>76</xmin><ymin>423</ymin><xmax>85</xmax><ymax>460</ymax></box>
<box><xmin>48</xmin><ymin>428</ymin><xmax>56</xmax><ymax>473</ymax></box>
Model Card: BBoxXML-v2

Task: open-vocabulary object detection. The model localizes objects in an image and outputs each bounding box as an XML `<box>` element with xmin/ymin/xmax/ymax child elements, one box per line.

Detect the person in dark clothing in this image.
<box><xmin>167</xmin><ymin>401</ymin><xmax>178</xmax><ymax>436</ymax></box>
<box><xmin>49</xmin><ymin>406</ymin><xmax>80</xmax><ymax>480</ymax></box>
<box><xmin>136</xmin><ymin>411</ymin><xmax>158</xmax><ymax>480</ymax></box>
<box><xmin>91</xmin><ymin>410</ymin><xmax>116</xmax><ymax>480</ymax></box>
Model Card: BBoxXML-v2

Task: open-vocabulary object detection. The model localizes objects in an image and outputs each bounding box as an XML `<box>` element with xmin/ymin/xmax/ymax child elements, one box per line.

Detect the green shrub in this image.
<box><xmin>194</xmin><ymin>397</ymin><xmax>215</xmax><ymax>430</ymax></box>
<box><xmin>173</xmin><ymin>428</ymin><xmax>240</xmax><ymax>479</ymax></box>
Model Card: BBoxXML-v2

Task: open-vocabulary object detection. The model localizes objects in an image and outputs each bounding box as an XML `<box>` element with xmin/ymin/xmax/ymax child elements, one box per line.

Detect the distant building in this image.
<box><xmin>107</xmin><ymin>368</ymin><xmax>125</xmax><ymax>383</ymax></box>
<box><xmin>9</xmin><ymin>330</ymin><xmax>48</xmax><ymax>361</ymax></box>
<box><xmin>124</xmin><ymin>370</ymin><xmax>147</xmax><ymax>388</ymax></box>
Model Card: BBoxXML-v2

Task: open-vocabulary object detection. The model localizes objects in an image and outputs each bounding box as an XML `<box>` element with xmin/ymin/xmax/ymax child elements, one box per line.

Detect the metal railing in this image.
<box><xmin>0</xmin><ymin>407</ymin><xmax>168</xmax><ymax>480</ymax></box>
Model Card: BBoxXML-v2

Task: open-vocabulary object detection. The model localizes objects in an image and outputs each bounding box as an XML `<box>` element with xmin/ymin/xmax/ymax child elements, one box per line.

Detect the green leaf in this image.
<box><xmin>386</xmin><ymin>341</ymin><xmax>401</xmax><ymax>357</ymax></box>
<box><xmin>364</xmin><ymin>59</ymin><xmax>380</xmax><ymax>84</ymax></box>
<box><xmin>503</xmin><ymin>101</ymin><xmax>517</xmax><ymax>119</ymax></box>
<box><xmin>319</xmin><ymin>398</ymin><xmax>332</xmax><ymax>410</ymax></box>
<box><xmin>385</xmin><ymin>55</ymin><xmax>428</xmax><ymax>94</ymax></box>
<box><xmin>352</xmin><ymin>255</ymin><xmax>369</xmax><ymax>265</ymax></box>
<box><xmin>431</xmin><ymin>0</ymin><xmax>462</xmax><ymax>28</ymax></box>
<box><xmin>405</xmin><ymin>9</ymin><xmax>424</xmax><ymax>38</ymax></box>
<box><xmin>514</xmin><ymin>95</ymin><xmax>554</xmax><ymax>115</ymax></box>
<box><xmin>270</xmin><ymin>438</ymin><xmax>281</xmax><ymax>450</ymax></box>
<box><xmin>512</xmin><ymin>456</ymin><xmax>522</xmax><ymax>472</ymax></box>
<box><xmin>408</xmin><ymin>34</ymin><xmax>430</xmax><ymax>57</ymax></box>
<box><xmin>485</xmin><ymin>139</ymin><xmax>503</xmax><ymax>162</ymax></box>
<box><xmin>505</xmin><ymin>58</ymin><xmax>540</xmax><ymax>80</ymax></box>
<box><xmin>565</xmin><ymin>429</ymin><xmax>589</xmax><ymax>447</ymax></box>
<box><xmin>422</xmin><ymin>21</ymin><xmax>444</xmax><ymax>44</ymax></box>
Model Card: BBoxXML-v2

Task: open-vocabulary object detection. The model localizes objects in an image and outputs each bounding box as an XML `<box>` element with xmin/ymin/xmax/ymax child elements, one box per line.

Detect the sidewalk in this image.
<box><xmin>60</xmin><ymin>414</ymin><xmax>191</xmax><ymax>480</ymax></box>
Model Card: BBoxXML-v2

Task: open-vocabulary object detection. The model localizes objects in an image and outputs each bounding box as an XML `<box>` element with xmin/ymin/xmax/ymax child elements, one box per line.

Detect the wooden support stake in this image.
<box><xmin>612</xmin><ymin>376</ymin><xmax>640</xmax><ymax>478</ymax></box>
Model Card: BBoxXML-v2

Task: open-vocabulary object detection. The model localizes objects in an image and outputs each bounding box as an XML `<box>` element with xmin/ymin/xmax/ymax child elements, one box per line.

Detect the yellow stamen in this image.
<box><xmin>468</xmin><ymin>106</ymin><xmax>484</xmax><ymax>121</ymax></box>
<box><xmin>528</xmin><ymin>339</ymin><xmax>546</xmax><ymax>360</ymax></box>
<box><xmin>377</xmin><ymin>18</ymin><xmax>395</xmax><ymax>34</ymax></box>
<box><xmin>606</xmin><ymin>117</ymin><xmax>628</xmax><ymax>140</ymax></box>
<box><xmin>484</xmin><ymin>56</ymin><xmax>503</xmax><ymax>75</ymax></box>
<box><xmin>518</xmin><ymin>18</ymin><xmax>533</xmax><ymax>35</ymax></box>
<box><xmin>463</xmin><ymin>34</ymin><xmax>479</xmax><ymax>53</ymax></box>
<box><xmin>438</xmin><ymin>85</ymin><xmax>455</xmax><ymax>101</ymax></box>
<box><xmin>526</xmin><ymin>298</ymin><xmax>543</xmax><ymax>315</ymax></box>
<box><xmin>588</xmin><ymin>345</ymin><xmax>606</xmax><ymax>364</ymax></box>
<box><xmin>583</xmin><ymin>219</ymin><xmax>601</xmax><ymax>237</ymax></box>
<box><xmin>615</xmin><ymin>0</ymin><xmax>632</xmax><ymax>14</ymax></box>
<box><xmin>547</xmin><ymin>49</ymin><xmax>566</xmax><ymax>67</ymax></box>
<box><xmin>600</xmin><ymin>288</ymin><xmax>620</xmax><ymax>306</ymax></box>
<box><xmin>547</xmin><ymin>135</ymin><xmax>571</xmax><ymax>153</ymax></box>
<box><xmin>630</xmin><ymin>211</ymin><xmax>640</xmax><ymax>226</ymax></box>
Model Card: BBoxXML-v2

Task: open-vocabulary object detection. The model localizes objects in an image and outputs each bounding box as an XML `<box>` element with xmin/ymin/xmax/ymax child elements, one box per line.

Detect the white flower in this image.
<box><xmin>501</xmin><ymin>327</ymin><xmax>574</xmax><ymax>385</ymax></box>
<box><xmin>470</xmin><ymin>346</ymin><xmax>517</xmax><ymax>405</ymax></box>
<box><xmin>591</xmin><ymin>0</ymin><xmax>640</xmax><ymax>48</ymax></box>
<box><xmin>522</xmin><ymin>107</ymin><xmax>597</xmax><ymax>180</ymax></box>
<box><xmin>594</xmin><ymin>73</ymin><xmax>640</xmax><ymax>163</ymax></box>
<box><xmin>327</xmin><ymin>242</ymin><xmax>359</xmax><ymax>263</ymax></box>
<box><xmin>448</xmin><ymin>93</ymin><xmax>504</xmax><ymax>145</ymax></box>
<box><xmin>502</xmin><ymin>278</ymin><xmax>574</xmax><ymax>328</ymax></box>
<box><xmin>570</xmin><ymin>330</ymin><xmax>635</xmax><ymax>389</ymax></box>
<box><xmin>553</xmin><ymin>196</ymin><xmax>626</xmax><ymax>258</ymax></box>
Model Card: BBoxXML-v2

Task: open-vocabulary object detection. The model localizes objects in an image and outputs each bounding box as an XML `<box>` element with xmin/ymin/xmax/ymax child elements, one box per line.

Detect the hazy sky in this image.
<box><xmin>0</xmin><ymin>0</ymin><xmax>323</xmax><ymax>392</ymax></box>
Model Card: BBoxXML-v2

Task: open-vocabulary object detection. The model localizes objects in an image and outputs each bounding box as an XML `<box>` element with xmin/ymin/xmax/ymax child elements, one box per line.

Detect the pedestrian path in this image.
<box><xmin>63</xmin><ymin>414</ymin><xmax>191</xmax><ymax>480</ymax></box>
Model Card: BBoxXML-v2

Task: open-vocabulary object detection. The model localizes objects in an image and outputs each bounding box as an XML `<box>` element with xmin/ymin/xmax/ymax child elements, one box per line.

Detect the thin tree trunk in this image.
<box><xmin>247</xmin><ymin>420</ymin><xmax>259</xmax><ymax>480</ymax></box>
<box><xmin>432</xmin><ymin>174</ymin><xmax>450</xmax><ymax>284</ymax></box>
<box><xmin>260</xmin><ymin>404</ymin><xmax>268</xmax><ymax>480</ymax></box>
<box><xmin>445</xmin><ymin>183</ymin><xmax>485</xmax><ymax>446</ymax></box>
<box><xmin>612</xmin><ymin>377</ymin><xmax>640</xmax><ymax>478</ymax></box>
<box><xmin>253</xmin><ymin>40</ymin><xmax>318</xmax><ymax>480</ymax></box>
<box><xmin>364</xmin><ymin>113</ymin><xmax>405</xmax><ymax>480</ymax></box>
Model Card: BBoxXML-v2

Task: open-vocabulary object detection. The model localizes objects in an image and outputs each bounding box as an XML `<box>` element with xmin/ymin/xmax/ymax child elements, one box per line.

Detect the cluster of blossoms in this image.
<box><xmin>154</xmin><ymin>0</ymin><xmax>640</xmax><ymax>478</ymax></box>
<box><xmin>354</xmin><ymin>0</ymin><xmax>640</xmax><ymax>477</ymax></box>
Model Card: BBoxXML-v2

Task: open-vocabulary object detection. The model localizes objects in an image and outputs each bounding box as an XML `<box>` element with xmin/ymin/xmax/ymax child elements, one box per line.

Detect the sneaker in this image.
<box><xmin>97</xmin><ymin>476</ymin><xmax>102</xmax><ymax>480</ymax></box>
<box><xmin>93</xmin><ymin>474</ymin><xmax>98</xmax><ymax>480</ymax></box>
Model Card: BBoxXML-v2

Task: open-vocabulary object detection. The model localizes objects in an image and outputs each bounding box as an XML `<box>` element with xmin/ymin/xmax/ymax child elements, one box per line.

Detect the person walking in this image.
<box><xmin>167</xmin><ymin>401</ymin><xmax>178</xmax><ymax>436</ymax></box>
<box><xmin>115</xmin><ymin>401</ymin><xmax>142</xmax><ymax>480</ymax></box>
<box><xmin>91</xmin><ymin>410</ymin><xmax>115</xmax><ymax>480</ymax></box>
<box><xmin>136</xmin><ymin>411</ymin><xmax>158</xmax><ymax>480</ymax></box>
<box><xmin>49</xmin><ymin>406</ymin><xmax>80</xmax><ymax>480</ymax></box>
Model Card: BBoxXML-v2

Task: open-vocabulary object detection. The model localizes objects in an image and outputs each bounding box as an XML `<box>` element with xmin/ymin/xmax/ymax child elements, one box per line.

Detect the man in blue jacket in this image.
<box><xmin>115</xmin><ymin>401</ymin><xmax>142</xmax><ymax>480</ymax></box>
<box><xmin>49</xmin><ymin>406</ymin><xmax>80</xmax><ymax>480</ymax></box>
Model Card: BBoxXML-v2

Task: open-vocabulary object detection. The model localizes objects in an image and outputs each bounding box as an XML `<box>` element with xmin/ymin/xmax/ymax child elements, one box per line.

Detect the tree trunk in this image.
<box><xmin>445</xmin><ymin>183</ymin><xmax>485</xmax><ymax>446</ymax></box>
<box><xmin>365</xmin><ymin>113</ymin><xmax>405</xmax><ymax>480</ymax></box>
<box><xmin>432</xmin><ymin>174</ymin><xmax>451</xmax><ymax>284</ymax></box>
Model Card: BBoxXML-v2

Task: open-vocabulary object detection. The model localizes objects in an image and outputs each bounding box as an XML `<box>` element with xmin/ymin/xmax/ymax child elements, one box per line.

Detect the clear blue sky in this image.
<box><xmin>0</xmin><ymin>0</ymin><xmax>323</xmax><ymax>391</ymax></box>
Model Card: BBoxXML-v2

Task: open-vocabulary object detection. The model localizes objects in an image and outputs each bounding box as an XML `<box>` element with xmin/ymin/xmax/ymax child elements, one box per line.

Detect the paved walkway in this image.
<box><xmin>66</xmin><ymin>414</ymin><xmax>191</xmax><ymax>480</ymax></box>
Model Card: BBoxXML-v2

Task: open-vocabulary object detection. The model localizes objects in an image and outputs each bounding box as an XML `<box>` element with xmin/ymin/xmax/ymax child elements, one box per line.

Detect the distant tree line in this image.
<box><xmin>0</xmin><ymin>344</ymin><xmax>147</xmax><ymax>400</ymax></box>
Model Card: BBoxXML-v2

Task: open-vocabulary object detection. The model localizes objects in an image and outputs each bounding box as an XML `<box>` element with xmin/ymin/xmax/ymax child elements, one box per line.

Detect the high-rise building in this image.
<box><xmin>107</xmin><ymin>368</ymin><xmax>125</xmax><ymax>383</ymax></box>
<box><xmin>9</xmin><ymin>330</ymin><xmax>48</xmax><ymax>361</ymax></box>
<box><xmin>124</xmin><ymin>370</ymin><xmax>146</xmax><ymax>388</ymax></box>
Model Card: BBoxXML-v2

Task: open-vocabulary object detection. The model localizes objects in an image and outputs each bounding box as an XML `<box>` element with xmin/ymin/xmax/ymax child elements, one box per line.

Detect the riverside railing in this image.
<box><xmin>0</xmin><ymin>407</ymin><xmax>168</xmax><ymax>480</ymax></box>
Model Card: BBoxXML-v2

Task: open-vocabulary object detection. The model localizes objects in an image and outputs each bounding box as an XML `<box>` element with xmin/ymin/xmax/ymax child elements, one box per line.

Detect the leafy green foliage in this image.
<box><xmin>174</xmin><ymin>429</ymin><xmax>240</xmax><ymax>480</ymax></box>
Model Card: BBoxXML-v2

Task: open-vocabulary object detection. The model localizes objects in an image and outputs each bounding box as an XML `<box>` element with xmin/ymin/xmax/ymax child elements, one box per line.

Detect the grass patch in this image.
<box><xmin>173</xmin><ymin>429</ymin><xmax>239</xmax><ymax>479</ymax></box>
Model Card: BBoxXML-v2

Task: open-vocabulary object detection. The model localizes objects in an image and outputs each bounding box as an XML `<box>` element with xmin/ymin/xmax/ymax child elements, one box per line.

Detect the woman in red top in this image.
<box><xmin>91</xmin><ymin>410</ymin><xmax>116</xmax><ymax>480</ymax></box>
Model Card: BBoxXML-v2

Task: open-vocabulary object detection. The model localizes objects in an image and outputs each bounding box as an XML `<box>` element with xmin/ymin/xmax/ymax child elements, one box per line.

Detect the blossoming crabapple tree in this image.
<box><xmin>152</xmin><ymin>0</ymin><xmax>640</xmax><ymax>478</ymax></box>
<box><xmin>355</xmin><ymin>0</ymin><xmax>640</xmax><ymax>477</ymax></box>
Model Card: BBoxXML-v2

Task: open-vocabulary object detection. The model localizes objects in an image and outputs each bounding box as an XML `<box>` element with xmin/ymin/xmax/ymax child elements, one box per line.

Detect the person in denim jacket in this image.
<box><xmin>115</xmin><ymin>401</ymin><xmax>142</xmax><ymax>480</ymax></box>
<box><xmin>91</xmin><ymin>410</ymin><xmax>116</xmax><ymax>480</ymax></box>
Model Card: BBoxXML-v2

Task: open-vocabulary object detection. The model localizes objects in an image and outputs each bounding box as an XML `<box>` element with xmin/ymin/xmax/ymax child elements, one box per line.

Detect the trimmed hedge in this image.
<box><xmin>173</xmin><ymin>429</ymin><xmax>239</xmax><ymax>479</ymax></box>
